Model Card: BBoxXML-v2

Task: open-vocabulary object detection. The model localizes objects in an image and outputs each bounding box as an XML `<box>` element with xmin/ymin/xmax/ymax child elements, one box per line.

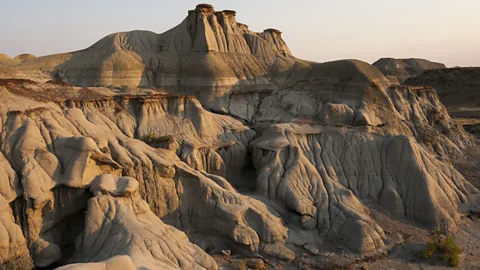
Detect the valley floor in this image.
<box><xmin>212</xmin><ymin>213</ymin><xmax>480</xmax><ymax>269</ymax></box>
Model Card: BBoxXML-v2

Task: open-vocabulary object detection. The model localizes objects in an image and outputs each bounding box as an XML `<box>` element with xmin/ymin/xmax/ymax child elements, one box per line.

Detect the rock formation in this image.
<box><xmin>252</xmin><ymin>123</ymin><xmax>475</xmax><ymax>251</ymax></box>
<box><xmin>0</xmin><ymin>4</ymin><xmax>478</xmax><ymax>270</ymax></box>
<box><xmin>0</xmin><ymin>79</ymin><xmax>290</xmax><ymax>268</ymax></box>
<box><xmin>373</xmin><ymin>58</ymin><xmax>446</xmax><ymax>83</ymax></box>
<box><xmin>405</xmin><ymin>67</ymin><xmax>480</xmax><ymax>109</ymax></box>
<box><xmin>56</xmin><ymin>256</ymin><xmax>136</xmax><ymax>270</ymax></box>
<box><xmin>0</xmin><ymin>3</ymin><xmax>299</xmax><ymax>118</ymax></box>
<box><xmin>67</xmin><ymin>175</ymin><xmax>217</xmax><ymax>269</ymax></box>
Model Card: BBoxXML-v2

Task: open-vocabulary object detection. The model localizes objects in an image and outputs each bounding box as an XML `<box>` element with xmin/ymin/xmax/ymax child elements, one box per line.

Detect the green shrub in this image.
<box><xmin>142</xmin><ymin>133</ymin><xmax>156</xmax><ymax>143</ymax></box>
<box><xmin>421</xmin><ymin>227</ymin><xmax>462</xmax><ymax>267</ymax></box>
<box><xmin>141</xmin><ymin>133</ymin><xmax>174</xmax><ymax>145</ymax></box>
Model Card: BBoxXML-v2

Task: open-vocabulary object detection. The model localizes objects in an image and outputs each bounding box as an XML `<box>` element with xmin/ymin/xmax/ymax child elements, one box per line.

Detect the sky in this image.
<box><xmin>1</xmin><ymin>0</ymin><xmax>479</xmax><ymax>67</ymax></box>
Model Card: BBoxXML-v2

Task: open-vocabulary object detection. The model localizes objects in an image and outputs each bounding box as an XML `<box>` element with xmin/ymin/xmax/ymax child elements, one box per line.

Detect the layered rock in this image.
<box><xmin>0</xmin><ymin>3</ymin><xmax>478</xmax><ymax>269</ymax></box>
<box><xmin>373</xmin><ymin>58</ymin><xmax>446</xmax><ymax>83</ymax></box>
<box><xmin>0</xmin><ymin>81</ymin><xmax>290</xmax><ymax>268</ymax></box>
<box><xmin>253</xmin><ymin>60</ymin><xmax>397</xmax><ymax>128</ymax></box>
<box><xmin>386</xmin><ymin>85</ymin><xmax>471</xmax><ymax>157</ymax></box>
<box><xmin>252</xmin><ymin>123</ymin><xmax>477</xmax><ymax>252</ymax></box>
<box><xmin>0</xmin><ymin>4</ymin><xmax>297</xmax><ymax>117</ymax></box>
<box><xmin>66</xmin><ymin>93</ymin><xmax>256</xmax><ymax>188</ymax></box>
<box><xmin>67</xmin><ymin>175</ymin><xmax>217</xmax><ymax>269</ymax></box>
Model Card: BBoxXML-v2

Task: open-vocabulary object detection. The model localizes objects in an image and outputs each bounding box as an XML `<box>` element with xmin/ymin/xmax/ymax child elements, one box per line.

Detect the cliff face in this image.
<box><xmin>68</xmin><ymin>94</ymin><xmax>256</xmax><ymax>188</ymax></box>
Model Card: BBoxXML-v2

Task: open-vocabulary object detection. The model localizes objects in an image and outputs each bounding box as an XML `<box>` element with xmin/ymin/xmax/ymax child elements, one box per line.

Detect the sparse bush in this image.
<box><xmin>141</xmin><ymin>132</ymin><xmax>157</xmax><ymax>144</ymax></box>
<box><xmin>141</xmin><ymin>133</ymin><xmax>174</xmax><ymax>145</ymax></box>
<box><xmin>157</xmin><ymin>135</ymin><xmax>174</xmax><ymax>142</ymax></box>
<box><xmin>100</xmin><ymin>146</ymin><xmax>109</xmax><ymax>153</ymax></box>
<box><xmin>421</xmin><ymin>227</ymin><xmax>462</xmax><ymax>267</ymax></box>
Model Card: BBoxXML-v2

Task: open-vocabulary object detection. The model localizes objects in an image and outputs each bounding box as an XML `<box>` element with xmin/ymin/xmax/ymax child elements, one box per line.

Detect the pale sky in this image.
<box><xmin>1</xmin><ymin>0</ymin><xmax>479</xmax><ymax>67</ymax></box>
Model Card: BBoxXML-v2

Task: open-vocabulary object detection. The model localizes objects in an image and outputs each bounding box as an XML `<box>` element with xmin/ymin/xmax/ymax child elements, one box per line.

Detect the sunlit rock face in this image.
<box><xmin>0</xmin><ymin>79</ymin><xmax>291</xmax><ymax>268</ymax></box>
<box><xmin>0</xmin><ymin>3</ymin><xmax>479</xmax><ymax>270</ymax></box>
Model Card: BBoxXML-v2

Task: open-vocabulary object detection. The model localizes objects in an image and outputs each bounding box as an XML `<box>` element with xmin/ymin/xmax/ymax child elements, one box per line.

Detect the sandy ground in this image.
<box><xmin>212</xmin><ymin>207</ymin><xmax>479</xmax><ymax>269</ymax></box>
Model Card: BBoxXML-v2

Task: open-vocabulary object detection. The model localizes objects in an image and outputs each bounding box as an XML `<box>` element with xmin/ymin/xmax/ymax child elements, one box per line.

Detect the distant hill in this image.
<box><xmin>405</xmin><ymin>67</ymin><xmax>480</xmax><ymax>109</ymax></box>
<box><xmin>373</xmin><ymin>58</ymin><xmax>446</xmax><ymax>83</ymax></box>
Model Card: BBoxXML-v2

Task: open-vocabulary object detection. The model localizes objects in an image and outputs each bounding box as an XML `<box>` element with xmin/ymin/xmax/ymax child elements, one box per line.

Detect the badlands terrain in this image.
<box><xmin>0</xmin><ymin>3</ymin><xmax>479</xmax><ymax>270</ymax></box>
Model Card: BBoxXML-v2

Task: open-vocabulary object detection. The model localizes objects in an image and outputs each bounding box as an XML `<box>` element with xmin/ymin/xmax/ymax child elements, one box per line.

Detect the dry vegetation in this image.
<box><xmin>421</xmin><ymin>228</ymin><xmax>463</xmax><ymax>267</ymax></box>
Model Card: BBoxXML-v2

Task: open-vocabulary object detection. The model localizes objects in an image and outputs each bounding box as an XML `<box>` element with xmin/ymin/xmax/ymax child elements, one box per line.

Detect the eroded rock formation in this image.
<box><xmin>0</xmin><ymin>3</ymin><xmax>478</xmax><ymax>270</ymax></box>
<box><xmin>404</xmin><ymin>67</ymin><xmax>480</xmax><ymax>109</ymax></box>
<box><xmin>68</xmin><ymin>174</ymin><xmax>217</xmax><ymax>269</ymax></box>
<box><xmin>252</xmin><ymin>124</ymin><xmax>476</xmax><ymax>252</ymax></box>
<box><xmin>0</xmin><ymin>80</ymin><xmax>290</xmax><ymax>268</ymax></box>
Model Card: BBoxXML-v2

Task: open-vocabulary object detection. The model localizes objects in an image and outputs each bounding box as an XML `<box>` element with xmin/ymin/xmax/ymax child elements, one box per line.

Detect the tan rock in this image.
<box><xmin>56</xmin><ymin>255</ymin><xmax>136</xmax><ymax>270</ymax></box>
<box><xmin>0</xmin><ymin>4</ymin><xmax>477</xmax><ymax>269</ymax></box>
<box><xmin>373</xmin><ymin>58</ymin><xmax>446</xmax><ymax>83</ymax></box>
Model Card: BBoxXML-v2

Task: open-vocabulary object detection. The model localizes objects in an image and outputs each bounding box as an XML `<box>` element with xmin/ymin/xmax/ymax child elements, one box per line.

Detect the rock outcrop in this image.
<box><xmin>0</xmin><ymin>4</ymin><xmax>296</xmax><ymax>113</ymax></box>
<box><xmin>373</xmin><ymin>58</ymin><xmax>446</xmax><ymax>83</ymax></box>
<box><xmin>405</xmin><ymin>67</ymin><xmax>480</xmax><ymax>109</ymax></box>
<box><xmin>0</xmin><ymin>80</ymin><xmax>290</xmax><ymax>268</ymax></box>
<box><xmin>252</xmin><ymin>123</ymin><xmax>476</xmax><ymax>253</ymax></box>
<box><xmin>68</xmin><ymin>175</ymin><xmax>217</xmax><ymax>269</ymax></box>
<box><xmin>56</xmin><ymin>256</ymin><xmax>136</xmax><ymax>270</ymax></box>
<box><xmin>386</xmin><ymin>85</ymin><xmax>471</xmax><ymax>157</ymax></box>
<box><xmin>0</xmin><ymin>4</ymin><xmax>478</xmax><ymax>270</ymax></box>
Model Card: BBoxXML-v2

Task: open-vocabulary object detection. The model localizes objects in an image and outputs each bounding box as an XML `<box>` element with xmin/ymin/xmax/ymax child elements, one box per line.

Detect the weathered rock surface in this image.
<box><xmin>111</xmin><ymin>94</ymin><xmax>256</xmax><ymax>186</ymax></box>
<box><xmin>68</xmin><ymin>174</ymin><xmax>217</xmax><ymax>269</ymax></box>
<box><xmin>252</xmin><ymin>123</ymin><xmax>476</xmax><ymax>252</ymax></box>
<box><xmin>56</xmin><ymin>255</ymin><xmax>136</xmax><ymax>270</ymax></box>
<box><xmin>0</xmin><ymin>4</ymin><xmax>478</xmax><ymax>270</ymax></box>
<box><xmin>0</xmin><ymin>4</ymin><xmax>297</xmax><ymax>116</ymax></box>
<box><xmin>386</xmin><ymin>85</ymin><xmax>471</xmax><ymax>157</ymax></box>
<box><xmin>0</xmin><ymin>80</ymin><xmax>289</xmax><ymax>268</ymax></box>
<box><xmin>405</xmin><ymin>67</ymin><xmax>480</xmax><ymax>109</ymax></box>
<box><xmin>373</xmin><ymin>58</ymin><xmax>446</xmax><ymax>83</ymax></box>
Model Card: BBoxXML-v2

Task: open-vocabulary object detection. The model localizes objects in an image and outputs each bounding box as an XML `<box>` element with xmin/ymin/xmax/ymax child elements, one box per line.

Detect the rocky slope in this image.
<box><xmin>373</xmin><ymin>58</ymin><xmax>446</xmax><ymax>83</ymax></box>
<box><xmin>404</xmin><ymin>67</ymin><xmax>480</xmax><ymax>144</ymax></box>
<box><xmin>405</xmin><ymin>67</ymin><xmax>480</xmax><ymax>109</ymax></box>
<box><xmin>0</xmin><ymin>4</ymin><xmax>479</xmax><ymax>270</ymax></box>
<box><xmin>0</xmin><ymin>79</ymin><xmax>293</xmax><ymax>269</ymax></box>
